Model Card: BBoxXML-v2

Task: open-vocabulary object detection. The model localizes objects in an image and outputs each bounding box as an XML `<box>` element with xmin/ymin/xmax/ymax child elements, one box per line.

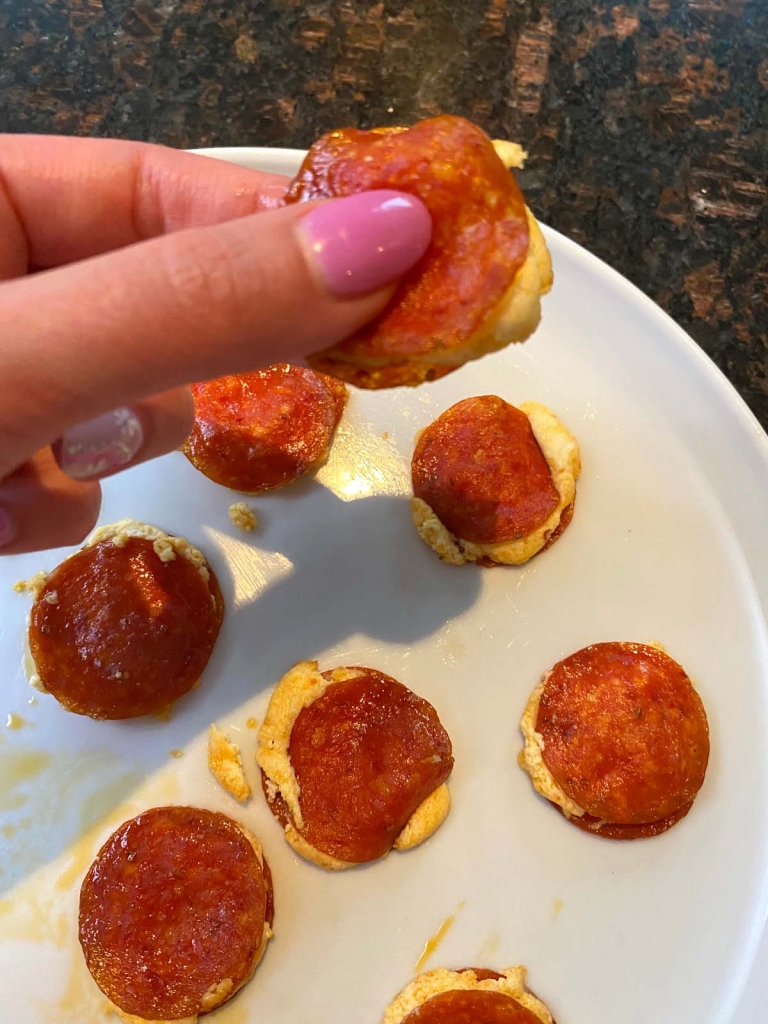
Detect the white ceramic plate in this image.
<box><xmin>2</xmin><ymin>147</ymin><xmax>768</xmax><ymax>1024</ymax></box>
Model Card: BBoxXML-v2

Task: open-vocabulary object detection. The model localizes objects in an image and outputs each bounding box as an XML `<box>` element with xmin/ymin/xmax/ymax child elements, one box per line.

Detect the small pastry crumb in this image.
<box><xmin>228</xmin><ymin>502</ymin><xmax>258</xmax><ymax>533</ymax></box>
<box><xmin>208</xmin><ymin>724</ymin><xmax>251</xmax><ymax>802</ymax></box>
<box><xmin>492</xmin><ymin>138</ymin><xmax>529</xmax><ymax>169</ymax></box>
<box><xmin>169</xmin><ymin>749</ymin><xmax>184</xmax><ymax>759</ymax></box>
<box><xmin>13</xmin><ymin>572</ymin><xmax>48</xmax><ymax>597</ymax></box>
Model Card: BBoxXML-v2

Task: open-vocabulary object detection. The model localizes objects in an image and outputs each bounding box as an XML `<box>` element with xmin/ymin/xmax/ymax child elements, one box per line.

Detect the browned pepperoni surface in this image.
<box><xmin>182</xmin><ymin>364</ymin><xmax>347</xmax><ymax>492</ymax></box>
<box><xmin>264</xmin><ymin>668</ymin><xmax>453</xmax><ymax>863</ymax></box>
<box><xmin>537</xmin><ymin>642</ymin><xmax>709</xmax><ymax>826</ymax></box>
<box><xmin>412</xmin><ymin>397</ymin><xmax>560</xmax><ymax>544</ymax></box>
<box><xmin>403</xmin><ymin>990</ymin><xmax>543</xmax><ymax>1023</ymax></box>
<box><xmin>29</xmin><ymin>537</ymin><xmax>223</xmax><ymax>720</ymax></box>
<box><xmin>286</xmin><ymin>116</ymin><xmax>530</xmax><ymax>388</ymax></box>
<box><xmin>79</xmin><ymin>807</ymin><xmax>271</xmax><ymax>1021</ymax></box>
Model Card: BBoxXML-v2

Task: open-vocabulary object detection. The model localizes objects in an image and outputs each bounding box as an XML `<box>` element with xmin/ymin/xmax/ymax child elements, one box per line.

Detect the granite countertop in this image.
<box><xmin>1</xmin><ymin>0</ymin><xmax>766</xmax><ymax>426</ymax></box>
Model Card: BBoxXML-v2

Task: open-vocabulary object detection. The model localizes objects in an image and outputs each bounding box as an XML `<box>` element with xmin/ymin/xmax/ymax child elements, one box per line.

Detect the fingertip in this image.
<box><xmin>0</xmin><ymin>450</ymin><xmax>102</xmax><ymax>555</ymax></box>
<box><xmin>296</xmin><ymin>190</ymin><xmax>432</xmax><ymax>298</ymax></box>
<box><xmin>0</xmin><ymin>505</ymin><xmax>17</xmax><ymax>549</ymax></box>
<box><xmin>54</xmin><ymin>388</ymin><xmax>194</xmax><ymax>483</ymax></box>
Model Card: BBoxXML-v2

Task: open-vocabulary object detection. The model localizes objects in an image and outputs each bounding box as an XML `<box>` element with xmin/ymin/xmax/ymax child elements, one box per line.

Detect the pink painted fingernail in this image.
<box><xmin>0</xmin><ymin>506</ymin><xmax>16</xmax><ymax>549</ymax></box>
<box><xmin>299</xmin><ymin>190</ymin><xmax>432</xmax><ymax>297</ymax></box>
<box><xmin>55</xmin><ymin>407</ymin><xmax>144</xmax><ymax>481</ymax></box>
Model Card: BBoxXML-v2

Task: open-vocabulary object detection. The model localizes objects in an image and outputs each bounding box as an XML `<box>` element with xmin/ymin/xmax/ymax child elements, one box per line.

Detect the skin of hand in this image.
<box><xmin>0</xmin><ymin>135</ymin><xmax>432</xmax><ymax>555</ymax></box>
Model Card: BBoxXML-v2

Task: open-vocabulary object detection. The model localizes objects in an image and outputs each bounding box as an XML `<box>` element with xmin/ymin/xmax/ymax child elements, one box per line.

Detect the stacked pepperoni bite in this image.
<box><xmin>182</xmin><ymin>363</ymin><xmax>347</xmax><ymax>493</ymax></box>
<box><xmin>286</xmin><ymin>115</ymin><xmax>552</xmax><ymax>388</ymax></box>
<box><xmin>411</xmin><ymin>397</ymin><xmax>580</xmax><ymax>566</ymax></box>
<box><xmin>26</xmin><ymin>519</ymin><xmax>223</xmax><ymax>720</ymax></box>
<box><xmin>257</xmin><ymin>662</ymin><xmax>453</xmax><ymax>869</ymax></box>
<box><xmin>79</xmin><ymin>807</ymin><xmax>273</xmax><ymax>1022</ymax></box>
<box><xmin>519</xmin><ymin>642</ymin><xmax>710</xmax><ymax>839</ymax></box>
<box><xmin>383</xmin><ymin>967</ymin><xmax>555</xmax><ymax>1024</ymax></box>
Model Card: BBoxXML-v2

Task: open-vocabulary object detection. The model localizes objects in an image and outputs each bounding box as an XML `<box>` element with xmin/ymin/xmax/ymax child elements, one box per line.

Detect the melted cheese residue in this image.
<box><xmin>413</xmin><ymin>900</ymin><xmax>464</xmax><ymax>973</ymax></box>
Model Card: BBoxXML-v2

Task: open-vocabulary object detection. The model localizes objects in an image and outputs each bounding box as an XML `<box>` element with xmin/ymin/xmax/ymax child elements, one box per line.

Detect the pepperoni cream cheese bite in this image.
<box><xmin>383</xmin><ymin>967</ymin><xmax>555</xmax><ymax>1024</ymax></box>
<box><xmin>519</xmin><ymin>642</ymin><xmax>710</xmax><ymax>839</ymax></box>
<box><xmin>286</xmin><ymin>115</ymin><xmax>552</xmax><ymax>388</ymax></box>
<box><xmin>23</xmin><ymin>519</ymin><xmax>223</xmax><ymax>720</ymax></box>
<box><xmin>411</xmin><ymin>397</ymin><xmax>580</xmax><ymax>566</ymax></box>
<box><xmin>79</xmin><ymin>807</ymin><xmax>273</xmax><ymax>1023</ymax></box>
<box><xmin>257</xmin><ymin>661</ymin><xmax>453</xmax><ymax>869</ymax></box>
<box><xmin>182</xmin><ymin>364</ymin><xmax>347</xmax><ymax>493</ymax></box>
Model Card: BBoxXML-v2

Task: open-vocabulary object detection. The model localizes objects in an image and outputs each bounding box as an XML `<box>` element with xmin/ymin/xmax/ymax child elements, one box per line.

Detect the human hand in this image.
<box><xmin>0</xmin><ymin>135</ymin><xmax>431</xmax><ymax>555</ymax></box>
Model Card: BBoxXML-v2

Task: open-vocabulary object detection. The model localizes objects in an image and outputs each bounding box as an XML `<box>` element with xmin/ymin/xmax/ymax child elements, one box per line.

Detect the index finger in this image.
<box><xmin>0</xmin><ymin>135</ymin><xmax>289</xmax><ymax>272</ymax></box>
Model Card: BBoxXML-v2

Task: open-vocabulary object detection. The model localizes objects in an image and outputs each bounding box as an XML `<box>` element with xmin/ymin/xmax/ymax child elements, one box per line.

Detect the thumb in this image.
<box><xmin>0</xmin><ymin>190</ymin><xmax>431</xmax><ymax>476</ymax></box>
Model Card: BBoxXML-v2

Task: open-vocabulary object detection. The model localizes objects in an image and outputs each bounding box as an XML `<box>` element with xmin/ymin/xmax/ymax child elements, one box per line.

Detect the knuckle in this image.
<box><xmin>157</xmin><ymin>231</ymin><xmax>254</xmax><ymax>337</ymax></box>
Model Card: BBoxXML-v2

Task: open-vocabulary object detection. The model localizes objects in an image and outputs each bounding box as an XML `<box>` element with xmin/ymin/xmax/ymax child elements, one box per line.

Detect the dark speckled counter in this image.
<box><xmin>1</xmin><ymin>0</ymin><xmax>766</xmax><ymax>425</ymax></box>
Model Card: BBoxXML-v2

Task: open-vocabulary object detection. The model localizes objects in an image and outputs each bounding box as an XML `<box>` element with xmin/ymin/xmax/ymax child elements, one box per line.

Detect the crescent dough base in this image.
<box><xmin>412</xmin><ymin>403</ymin><xmax>580</xmax><ymax>566</ymax></box>
<box><xmin>310</xmin><ymin>205</ymin><xmax>551</xmax><ymax>389</ymax></box>
<box><xmin>257</xmin><ymin>661</ymin><xmax>451</xmax><ymax>870</ymax></box>
<box><xmin>105</xmin><ymin>823</ymin><xmax>273</xmax><ymax>1024</ymax></box>
<box><xmin>518</xmin><ymin>675</ymin><xmax>585</xmax><ymax>819</ymax></box>
<box><xmin>383</xmin><ymin>966</ymin><xmax>554</xmax><ymax>1024</ymax></box>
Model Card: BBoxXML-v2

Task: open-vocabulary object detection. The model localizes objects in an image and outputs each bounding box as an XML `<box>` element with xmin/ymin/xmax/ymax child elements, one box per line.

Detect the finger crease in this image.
<box><xmin>0</xmin><ymin>164</ymin><xmax>30</xmax><ymax>279</ymax></box>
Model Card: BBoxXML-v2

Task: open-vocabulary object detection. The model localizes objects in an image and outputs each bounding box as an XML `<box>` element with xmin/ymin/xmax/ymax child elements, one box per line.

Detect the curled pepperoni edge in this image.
<box><xmin>554</xmin><ymin>799</ymin><xmax>694</xmax><ymax>841</ymax></box>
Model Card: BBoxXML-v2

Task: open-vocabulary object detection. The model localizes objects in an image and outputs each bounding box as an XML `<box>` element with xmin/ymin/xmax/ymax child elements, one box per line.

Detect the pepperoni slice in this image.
<box><xmin>264</xmin><ymin>667</ymin><xmax>453</xmax><ymax>863</ymax></box>
<box><xmin>412</xmin><ymin>397</ymin><xmax>560</xmax><ymax>544</ymax></box>
<box><xmin>461</xmin><ymin>970</ymin><xmax>503</xmax><ymax>982</ymax></box>
<box><xmin>285</xmin><ymin>116</ymin><xmax>530</xmax><ymax>388</ymax></box>
<box><xmin>182</xmin><ymin>364</ymin><xmax>347</xmax><ymax>492</ymax></box>
<box><xmin>402</xmin><ymin>990</ymin><xmax>542</xmax><ymax>1023</ymax></box>
<box><xmin>28</xmin><ymin>536</ymin><xmax>223</xmax><ymax>720</ymax></box>
<box><xmin>79</xmin><ymin>807</ymin><xmax>273</xmax><ymax>1021</ymax></box>
<box><xmin>537</xmin><ymin>643</ymin><xmax>709</xmax><ymax>826</ymax></box>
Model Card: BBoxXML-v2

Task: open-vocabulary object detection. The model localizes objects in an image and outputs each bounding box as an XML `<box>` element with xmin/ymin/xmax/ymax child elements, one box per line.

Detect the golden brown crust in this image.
<box><xmin>257</xmin><ymin>661</ymin><xmax>451</xmax><ymax>869</ymax></box>
<box><xmin>208</xmin><ymin>725</ymin><xmax>252</xmax><ymax>803</ymax></box>
<box><xmin>518</xmin><ymin>676</ymin><xmax>586</xmax><ymax>819</ymax></box>
<box><xmin>382</xmin><ymin>966</ymin><xmax>554</xmax><ymax>1024</ymax></box>
<box><xmin>412</xmin><ymin>402</ymin><xmax>579</xmax><ymax>566</ymax></box>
